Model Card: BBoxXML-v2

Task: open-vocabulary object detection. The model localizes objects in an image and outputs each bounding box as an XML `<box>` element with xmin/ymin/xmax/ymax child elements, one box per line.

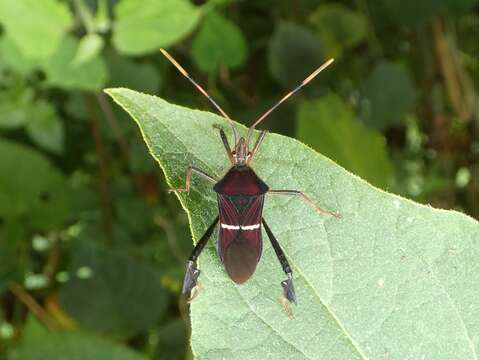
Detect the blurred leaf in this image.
<box><xmin>0</xmin><ymin>85</ymin><xmax>34</xmax><ymax>129</ymax></box>
<box><xmin>107</xmin><ymin>87</ymin><xmax>479</xmax><ymax>359</ymax></box>
<box><xmin>0</xmin><ymin>139</ymin><xmax>69</xmax><ymax>229</ymax></box>
<box><xmin>442</xmin><ymin>0</ymin><xmax>479</xmax><ymax>15</ymax></box>
<box><xmin>360</xmin><ymin>61</ymin><xmax>417</xmax><ymax>130</ymax></box>
<box><xmin>71</xmin><ymin>33</ymin><xmax>105</xmax><ymax>67</ymax></box>
<box><xmin>382</xmin><ymin>0</ymin><xmax>440</xmax><ymax>28</ymax></box>
<box><xmin>106</xmin><ymin>51</ymin><xmax>161</xmax><ymax>94</ymax></box>
<box><xmin>0</xmin><ymin>220</ymin><xmax>26</xmax><ymax>295</ymax></box>
<box><xmin>0</xmin><ymin>0</ymin><xmax>72</xmax><ymax>59</ymax></box>
<box><xmin>0</xmin><ymin>35</ymin><xmax>37</xmax><ymax>76</ymax></box>
<box><xmin>154</xmin><ymin>319</ymin><xmax>188</xmax><ymax>360</ymax></box>
<box><xmin>297</xmin><ymin>94</ymin><xmax>393</xmax><ymax>188</ymax></box>
<box><xmin>112</xmin><ymin>0</ymin><xmax>201</xmax><ymax>55</ymax></box>
<box><xmin>191</xmin><ymin>11</ymin><xmax>248</xmax><ymax>73</ymax></box>
<box><xmin>25</xmin><ymin>100</ymin><xmax>64</xmax><ymax>154</ymax></box>
<box><xmin>17</xmin><ymin>317</ymin><xmax>148</xmax><ymax>360</ymax></box>
<box><xmin>309</xmin><ymin>4</ymin><xmax>368</xmax><ymax>58</ymax></box>
<box><xmin>59</xmin><ymin>242</ymin><xmax>169</xmax><ymax>338</ymax></box>
<box><xmin>268</xmin><ymin>22</ymin><xmax>324</xmax><ymax>88</ymax></box>
<box><xmin>41</xmin><ymin>35</ymin><xmax>108</xmax><ymax>91</ymax></box>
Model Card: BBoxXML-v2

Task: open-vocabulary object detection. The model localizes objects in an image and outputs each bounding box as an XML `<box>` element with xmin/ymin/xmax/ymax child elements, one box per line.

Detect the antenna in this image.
<box><xmin>160</xmin><ymin>48</ymin><xmax>239</xmax><ymax>144</ymax></box>
<box><xmin>246</xmin><ymin>58</ymin><xmax>335</xmax><ymax>144</ymax></box>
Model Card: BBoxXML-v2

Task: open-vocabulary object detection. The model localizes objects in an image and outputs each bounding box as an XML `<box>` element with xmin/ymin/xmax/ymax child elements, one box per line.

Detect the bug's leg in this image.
<box><xmin>212</xmin><ymin>124</ymin><xmax>234</xmax><ymax>164</ymax></box>
<box><xmin>246</xmin><ymin>130</ymin><xmax>267</xmax><ymax>165</ymax></box>
<box><xmin>262</xmin><ymin>218</ymin><xmax>296</xmax><ymax>305</ymax></box>
<box><xmin>268</xmin><ymin>189</ymin><xmax>340</xmax><ymax>218</ymax></box>
<box><xmin>168</xmin><ymin>166</ymin><xmax>216</xmax><ymax>193</ymax></box>
<box><xmin>183</xmin><ymin>216</ymin><xmax>220</xmax><ymax>299</ymax></box>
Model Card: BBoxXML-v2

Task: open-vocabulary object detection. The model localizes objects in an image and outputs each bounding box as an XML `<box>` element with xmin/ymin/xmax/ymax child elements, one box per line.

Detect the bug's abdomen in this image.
<box><xmin>217</xmin><ymin>194</ymin><xmax>265</xmax><ymax>283</ymax></box>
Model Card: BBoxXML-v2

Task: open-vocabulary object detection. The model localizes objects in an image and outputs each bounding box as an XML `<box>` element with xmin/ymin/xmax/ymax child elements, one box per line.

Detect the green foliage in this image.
<box><xmin>59</xmin><ymin>242</ymin><xmax>169</xmax><ymax>338</ymax></box>
<box><xmin>309</xmin><ymin>4</ymin><xmax>368</xmax><ymax>58</ymax></box>
<box><xmin>112</xmin><ymin>0</ymin><xmax>202</xmax><ymax>55</ymax></box>
<box><xmin>108</xmin><ymin>88</ymin><xmax>479</xmax><ymax>359</ymax></box>
<box><xmin>268</xmin><ymin>22</ymin><xmax>324</xmax><ymax>88</ymax></box>
<box><xmin>297</xmin><ymin>94</ymin><xmax>393</xmax><ymax>188</ymax></box>
<box><xmin>360</xmin><ymin>61</ymin><xmax>417</xmax><ymax>130</ymax></box>
<box><xmin>192</xmin><ymin>11</ymin><xmax>248</xmax><ymax>73</ymax></box>
<box><xmin>41</xmin><ymin>35</ymin><xmax>108</xmax><ymax>90</ymax></box>
<box><xmin>0</xmin><ymin>0</ymin><xmax>72</xmax><ymax>59</ymax></box>
<box><xmin>1</xmin><ymin>0</ymin><xmax>479</xmax><ymax>359</ymax></box>
<box><xmin>17</xmin><ymin>318</ymin><xmax>147</xmax><ymax>360</ymax></box>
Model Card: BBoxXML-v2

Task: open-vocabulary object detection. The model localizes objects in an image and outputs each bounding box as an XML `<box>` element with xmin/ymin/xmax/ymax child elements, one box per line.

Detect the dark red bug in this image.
<box><xmin>161</xmin><ymin>49</ymin><xmax>339</xmax><ymax>307</ymax></box>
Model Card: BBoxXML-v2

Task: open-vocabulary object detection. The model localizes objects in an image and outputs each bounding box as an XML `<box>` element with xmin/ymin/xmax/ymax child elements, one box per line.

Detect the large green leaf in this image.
<box><xmin>0</xmin><ymin>0</ymin><xmax>72</xmax><ymax>60</ymax></box>
<box><xmin>106</xmin><ymin>88</ymin><xmax>479</xmax><ymax>359</ymax></box>
<box><xmin>17</xmin><ymin>318</ymin><xmax>147</xmax><ymax>360</ymax></box>
<box><xmin>297</xmin><ymin>94</ymin><xmax>393</xmax><ymax>189</ymax></box>
<box><xmin>112</xmin><ymin>0</ymin><xmax>201</xmax><ymax>55</ymax></box>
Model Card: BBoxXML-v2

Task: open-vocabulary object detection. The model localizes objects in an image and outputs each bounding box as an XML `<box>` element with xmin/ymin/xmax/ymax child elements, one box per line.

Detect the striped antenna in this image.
<box><xmin>160</xmin><ymin>48</ymin><xmax>239</xmax><ymax>144</ymax></box>
<box><xmin>247</xmin><ymin>58</ymin><xmax>334</xmax><ymax>144</ymax></box>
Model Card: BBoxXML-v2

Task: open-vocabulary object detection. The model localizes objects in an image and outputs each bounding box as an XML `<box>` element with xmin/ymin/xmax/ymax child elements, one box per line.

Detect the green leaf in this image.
<box><xmin>59</xmin><ymin>242</ymin><xmax>169</xmax><ymax>338</ymax></box>
<box><xmin>17</xmin><ymin>317</ymin><xmax>147</xmax><ymax>360</ymax></box>
<box><xmin>381</xmin><ymin>0</ymin><xmax>440</xmax><ymax>28</ymax></box>
<box><xmin>360</xmin><ymin>61</ymin><xmax>417</xmax><ymax>130</ymax></box>
<box><xmin>268</xmin><ymin>22</ymin><xmax>324</xmax><ymax>88</ymax></box>
<box><xmin>106</xmin><ymin>51</ymin><xmax>161</xmax><ymax>94</ymax></box>
<box><xmin>191</xmin><ymin>11</ymin><xmax>248</xmax><ymax>73</ymax></box>
<box><xmin>0</xmin><ymin>85</ymin><xmax>34</xmax><ymax>129</ymax></box>
<box><xmin>0</xmin><ymin>0</ymin><xmax>72</xmax><ymax>59</ymax></box>
<box><xmin>0</xmin><ymin>139</ymin><xmax>69</xmax><ymax>229</ymax></box>
<box><xmin>309</xmin><ymin>4</ymin><xmax>368</xmax><ymax>58</ymax></box>
<box><xmin>0</xmin><ymin>35</ymin><xmax>38</xmax><ymax>76</ymax></box>
<box><xmin>297</xmin><ymin>94</ymin><xmax>393</xmax><ymax>189</ymax></box>
<box><xmin>71</xmin><ymin>33</ymin><xmax>105</xmax><ymax>67</ymax></box>
<box><xmin>112</xmin><ymin>0</ymin><xmax>201</xmax><ymax>55</ymax></box>
<box><xmin>25</xmin><ymin>100</ymin><xmax>64</xmax><ymax>154</ymax></box>
<box><xmin>41</xmin><ymin>35</ymin><xmax>108</xmax><ymax>91</ymax></box>
<box><xmin>106</xmin><ymin>87</ymin><xmax>479</xmax><ymax>359</ymax></box>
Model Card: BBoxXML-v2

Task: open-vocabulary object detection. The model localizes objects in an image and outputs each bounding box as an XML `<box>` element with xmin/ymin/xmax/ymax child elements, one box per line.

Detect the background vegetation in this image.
<box><xmin>0</xmin><ymin>0</ymin><xmax>478</xmax><ymax>358</ymax></box>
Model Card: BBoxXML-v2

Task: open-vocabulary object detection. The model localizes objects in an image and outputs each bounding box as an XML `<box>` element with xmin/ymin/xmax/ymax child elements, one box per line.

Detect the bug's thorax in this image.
<box><xmin>213</xmin><ymin>164</ymin><xmax>269</xmax><ymax>196</ymax></box>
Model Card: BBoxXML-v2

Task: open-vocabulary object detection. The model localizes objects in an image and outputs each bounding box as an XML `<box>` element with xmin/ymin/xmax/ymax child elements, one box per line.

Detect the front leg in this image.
<box><xmin>268</xmin><ymin>189</ymin><xmax>340</xmax><ymax>218</ymax></box>
<box><xmin>169</xmin><ymin>166</ymin><xmax>216</xmax><ymax>193</ymax></box>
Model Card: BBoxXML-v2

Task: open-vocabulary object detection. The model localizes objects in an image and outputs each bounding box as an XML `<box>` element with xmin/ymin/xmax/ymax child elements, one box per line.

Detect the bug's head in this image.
<box><xmin>233</xmin><ymin>137</ymin><xmax>249</xmax><ymax>166</ymax></box>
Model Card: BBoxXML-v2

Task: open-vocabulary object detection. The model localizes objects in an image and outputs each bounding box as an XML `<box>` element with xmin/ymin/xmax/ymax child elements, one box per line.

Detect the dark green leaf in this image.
<box><xmin>0</xmin><ymin>0</ymin><xmax>72</xmax><ymax>59</ymax></box>
<box><xmin>309</xmin><ymin>4</ymin><xmax>368</xmax><ymax>58</ymax></box>
<box><xmin>360</xmin><ymin>61</ymin><xmax>417</xmax><ymax>130</ymax></box>
<box><xmin>0</xmin><ymin>139</ymin><xmax>69</xmax><ymax>229</ymax></box>
<box><xmin>59</xmin><ymin>242</ymin><xmax>169</xmax><ymax>338</ymax></box>
<box><xmin>107</xmin><ymin>87</ymin><xmax>479</xmax><ymax>359</ymax></box>
<box><xmin>25</xmin><ymin>100</ymin><xmax>64</xmax><ymax>154</ymax></box>
<box><xmin>106</xmin><ymin>51</ymin><xmax>161</xmax><ymax>94</ymax></box>
<box><xmin>154</xmin><ymin>319</ymin><xmax>189</xmax><ymax>360</ymax></box>
<box><xmin>268</xmin><ymin>22</ymin><xmax>324</xmax><ymax>88</ymax></box>
<box><xmin>0</xmin><ymin>86</ymin><xmax>34</xmax><ymax>129</ymax></box>
<box><xmin>112</xmin><ymin>0</ymin><xmax>201</xmax><ymax>55</ymax></box>
<box><xmin>17</xmin><ymin>318</ymin><xmax>148</xmax><ymax>360</ymax></box>
<box><xmin>297</xmin><ymin>94</ymin><xmax>393</xmax><ymax>188</ymax></box>
<box><xmin>192</xmin><ymin>11</ymin><xmax>248</xmax><ymax>73</ymax></box>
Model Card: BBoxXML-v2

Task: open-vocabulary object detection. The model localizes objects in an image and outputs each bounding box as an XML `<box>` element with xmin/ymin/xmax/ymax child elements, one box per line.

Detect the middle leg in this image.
<box><xmin>262</xmin><ymin>218</ymin><xmax>296</xmax><ymax>305</ymax></box>
<box><xmin>183</xmin><ymin>216</ymin><xmax>220</xmax><ymax>299</ymax></box>
<box><xmin>268</xmin><ymin>189</ymin><xmax>340</xmax><ymax>218</ymax></box>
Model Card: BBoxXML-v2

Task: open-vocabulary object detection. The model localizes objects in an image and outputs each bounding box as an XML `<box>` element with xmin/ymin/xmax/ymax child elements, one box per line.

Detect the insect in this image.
<box><xmin>160</xmin><ymin>48</ymin><xmax>339</xmax><ymax>308</ymax></box>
